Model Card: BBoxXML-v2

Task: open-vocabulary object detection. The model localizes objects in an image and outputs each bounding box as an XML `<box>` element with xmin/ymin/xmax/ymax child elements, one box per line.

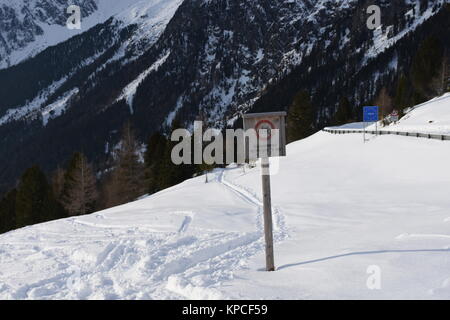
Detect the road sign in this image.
<box><xmin>363</xmin><ymin>106</ymin><xmax>379</xmax><ymax>122</ymax></box>
<box><xmin>242</xmin><ymin>111</ymin><xmax>287</xmax><ymax>272</ymax></box>
<box><xmin>363</xmin><ymin>106</ymin><xmax>379</xmax><ymax>143</ymax></box>
<box><xmin>390</xmin><ymin>110</ymin><xmax>399</xmax><ymax>122</ymax></box>
<box><xmin>243</xmin><ymin>112</ymin><xmax>287</xmax><ymax>160</ymax></box>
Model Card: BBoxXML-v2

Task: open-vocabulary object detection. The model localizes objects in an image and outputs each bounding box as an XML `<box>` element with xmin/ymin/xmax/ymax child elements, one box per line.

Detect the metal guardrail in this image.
<box><xmin>323</xmin><ymin>128</ymin><xmax>450</xmax><ymax>141</ymax></box>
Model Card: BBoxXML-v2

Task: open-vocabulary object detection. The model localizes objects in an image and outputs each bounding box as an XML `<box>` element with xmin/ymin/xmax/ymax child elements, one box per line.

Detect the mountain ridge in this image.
<box><xmin>0</xmin><ymin>0</ymin><xmax>448</xmax><ymax>194</ymax></box>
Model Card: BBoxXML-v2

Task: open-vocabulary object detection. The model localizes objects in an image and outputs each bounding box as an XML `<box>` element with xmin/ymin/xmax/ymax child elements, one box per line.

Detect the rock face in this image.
<box><xmin>0</xmin><ymin>0</ymin><xmax>449</xmax><ymax>193</ymax></box>
<box><xmin>0</xmin><ymin>0</ymin><xmax>100</xmax><ymax>68</ymax></box>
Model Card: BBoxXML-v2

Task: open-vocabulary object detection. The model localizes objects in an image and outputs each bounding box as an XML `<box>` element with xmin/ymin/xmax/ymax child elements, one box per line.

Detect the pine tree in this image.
<box><xmin>0</xmin><ymin>189</ymin><xmax>17</xmax><ymax>233</ymax></box>
<box><xmin>287</xmin><ymin>90</ymin><xmax>314</xmax><ymax>143</ymax></box>
<box><xmin>439</xmin><ymin>49</ymin><xmax>449</xmax><ymax>95</ymax></box>
<box><xmin>61</xmin><ymin>153</ymin><xmax>98</xmax><ymax>216</ymax></box>
<box><xmin>410</xmin><ymin>36</ymin><xmax>444</xmax><ymax>99</ymax></box>
<box><xmin>15</xmin><ymin>166</ymin><xmax>65</xmax><ymax>228</ymax></box>
<box><xmin>144</xmin><ymin>132</ymin><xmax>167</xmax><ymax>194</ymax></box>
<box><xmin>334</xmin><ymin>96</ymin><xmax>353</xmax><ymax>125</ymax></box>
<box><xmin>394</xmin><ymin>75</ymin><xmax>411</xmax><ymax>117</ymax></box>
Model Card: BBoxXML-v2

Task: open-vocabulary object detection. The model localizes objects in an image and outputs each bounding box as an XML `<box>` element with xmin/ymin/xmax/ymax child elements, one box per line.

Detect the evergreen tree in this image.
<box><xmin>394</xmin><ymin>74</ymin><xmax>412</xmax><ymax>117</ymax></box>
<box><xmin>287</xmin><ymin>90</ymin><xmax>314</xmax><ymax>143</ymax></box>
<box><xmin>157</xmin><ymin>120</ymin><xmax>187</xmax><ymax>190</ymax></box>
<box><xmin>410</xmin><ymin>36</ymin><xmax>444</xmax><ymax>100</ymax></box>
<box><xmin>144</xmin><ymin>132</ymin><xmax>167</xmax><ymax>194</ymax></box>
<box><xmin>15</xmin><ymin>166</ymin><xmax>65</xmax><ymax>228</ymax></box>
<box><xmin>334</xmin><ymin>96</ymin><xmax>353</xmax><ymax>125</ymax></box>
<box><xmin>0</xmin><ymin>189</ymin><xmax>17</xmax><ymax>233</ymax></box>
<box><xmin>61</xmin><ymin>153</ymin><xmax>98</xmax><ymax>216</ymax></box>
<box><xmin>439</xmin><ymin>49</ymin><xmax>449</xmax><ymax>95</ymax></box>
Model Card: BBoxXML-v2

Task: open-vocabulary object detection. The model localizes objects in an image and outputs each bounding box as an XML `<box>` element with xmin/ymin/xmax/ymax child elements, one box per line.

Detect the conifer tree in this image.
<box><xmin>439</xmin><ymin>49</ymin><xmax>449</xmax><ymax>95</ymax></box>
<box><xmin>394</xmin><ymin>75</ymin><xmax>411</xmax><ymax>117</ymax></box>
<box><xmin>334</xmin><ymin>97</ymin><xmax>353</xmax><ymax>125</ymax></box>
<box><xmin>144</xmin><ymin>132</ymin><xmax>167</xmax><ymax>194</ymax></box>
<box><xmin>287</xmin><ymin>90</ymin><xmax>314</xmax><ymax>143</ymax></box>
<box><xmin>410</xmin><ymin>36</ymin><xmax>444</xmax><ymax>100</ymax></box>
<box><xmin>62</xmin><ymin>153</ymin><xmax>98</xmax><ymax>216</ymax></box>
<box><xmin>15</xmin><ymin>166</ymin><xmax>64</xmax><ymax>228</ymax></box>
<box><xmin>0</xmin><ymin>189</ymin><xmax>17</xmax><ymax>233</ymax></box>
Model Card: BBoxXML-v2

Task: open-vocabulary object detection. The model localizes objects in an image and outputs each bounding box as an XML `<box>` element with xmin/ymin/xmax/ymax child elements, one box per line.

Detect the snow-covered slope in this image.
<box><xmin>389</xmin><ymin>93</ymin><xmax>450</xmax><ymax>134</ymax></box>
<box><xmin>0</xmin><ymin>0</ymin><xmax>153</xmax><ymax>69</ymax></box>
<box><xmin>1</xmin><ymin>129</ymin><xmax>449</xmax><ymax>299</ymax></box>
<box><xmin>1</xmin><ymin>0</ymin><xmax>448</xmax><ymax>196</ymax></box>
<box><xmin>328</xmin><ymin>93</ymin><xmax>450</xmax><ymax>135</ymax></box>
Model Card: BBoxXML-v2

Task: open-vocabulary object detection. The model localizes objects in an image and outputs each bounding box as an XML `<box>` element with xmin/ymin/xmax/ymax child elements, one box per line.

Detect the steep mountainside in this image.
<box><xmin>0</xmin><ymin>0</ymin><xmax>448</xmax><ymax>194</ymax></box>
<box><xmin>0</xmin><ymin>0</ymin><xmax>151</xmax><ymax>69</ymax></box>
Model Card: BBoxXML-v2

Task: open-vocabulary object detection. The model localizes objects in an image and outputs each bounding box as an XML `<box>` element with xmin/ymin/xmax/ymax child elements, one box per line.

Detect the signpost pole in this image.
<box><xmin>261</xmin><ymin>157</ymin><xmax>275</xmax><ymax>272</ymax></box>
<box><xmin>243</xmin><ymin>111</ymin><xmax>286</xmax><ymax>272</ymax></box>
<box><xmin>363</xmin><ymin>121</ymin><xmax>366</xmax><ymax>143</ymax></box>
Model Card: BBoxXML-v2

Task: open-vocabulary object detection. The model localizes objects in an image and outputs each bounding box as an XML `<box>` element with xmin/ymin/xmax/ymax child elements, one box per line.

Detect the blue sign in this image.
<box><xmin>363</xmin><ymin>106</ymin><xmax>379</xmax><ymax>122</ymax></box>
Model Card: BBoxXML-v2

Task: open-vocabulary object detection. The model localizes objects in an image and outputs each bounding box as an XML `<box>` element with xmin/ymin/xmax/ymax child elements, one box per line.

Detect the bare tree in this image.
<box><xmin>62</xmin><ymin>153</ymin><xmax>98</xmax><ymax>216</ymax></box>
<box><xmin>375</xmin><ymin>87</ymin><xmax>393</xmax><ymax>121</ymax></box>
<box><xmin>51</xmin><ymin>166</ymin><xmax>66</xmax><ymax>201</ymax></box>
<box><xmin>105</xmin><ymin>122</ymin><xmax>145</xmax><ymax>207</ymax></box>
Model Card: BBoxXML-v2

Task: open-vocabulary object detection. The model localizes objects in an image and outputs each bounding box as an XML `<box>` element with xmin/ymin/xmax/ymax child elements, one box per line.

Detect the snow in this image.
<box><xmin>329</xmin><ymin>93</ymin><xmax>450</xmax><ymax>135</ymax></box>
<box><xmin>0</xmin><ymin>0</ymin><xmax>184</xmax><ymax>69</ymax></box>
<box><xmin>41</xmin><ymin>88</ymin><xmax>79</xmax><ymax>126</ymax></box>
<box><xmin>165</xmin><ymin>95</ymin><xmax>185</xmax><ymax>128</ymax></box>
<box><xmin>1</xmin><ymin>94</ymin><xmax>450</xmax><ymax>299</ymax></box>
<box><xmin>393</xmin><ymin>93</ymin><xmax>450</xmax><ymax>134</ymax></box>
<box><xmin>113</xmin><ymin>0</ymin><xmax>184</xmax><ymax>58</ymax></box>
<box><xmin>0</xmin><ymin>0</ymin><xmax>140</xmax><ymax>69</ymax></box>
<box><xmin>365</xmin><ymin>0</ymin><xmax>446</xmax><ymax>62</ymax></box>
<box><xmin>116</xmin><ymin>50</ymin><xmax>171</xmax><ymax>113</ymax></box>
<box><xmin>0</xmin><ymin>77</ymin><xmax>68</xmax><ymax>126</ymax></box>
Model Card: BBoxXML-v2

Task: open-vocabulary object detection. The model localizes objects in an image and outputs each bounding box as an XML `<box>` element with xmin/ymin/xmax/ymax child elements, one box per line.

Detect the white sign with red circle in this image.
<box><xmin>255</xmin><ymin>119</ymin><xmax>276</xmax><ymax>140</ymax></box>
<box><xmin>243</xmin><ymin>112</ymin><xmax>287</xmax><ymax>160</ymax></box>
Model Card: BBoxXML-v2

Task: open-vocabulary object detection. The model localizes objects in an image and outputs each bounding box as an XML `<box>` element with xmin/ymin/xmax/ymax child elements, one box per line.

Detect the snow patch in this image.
<box><xmin>116</xmin><ymin>50</ymin><xmax>171</xmax><ymax>112</ymax></box>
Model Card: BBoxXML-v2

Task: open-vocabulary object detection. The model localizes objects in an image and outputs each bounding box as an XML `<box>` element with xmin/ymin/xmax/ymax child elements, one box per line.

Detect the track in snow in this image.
<box><xmin>0</xmin><ymin>168</ymin><xmax>288</xmax><ymax>300</ymax></box>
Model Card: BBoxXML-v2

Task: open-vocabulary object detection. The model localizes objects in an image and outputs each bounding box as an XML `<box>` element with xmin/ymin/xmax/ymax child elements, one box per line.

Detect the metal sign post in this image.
<box><xmin>243</xmin><ymin>112</ymin><xmax>286</xmax><ymax>272</ymax></box>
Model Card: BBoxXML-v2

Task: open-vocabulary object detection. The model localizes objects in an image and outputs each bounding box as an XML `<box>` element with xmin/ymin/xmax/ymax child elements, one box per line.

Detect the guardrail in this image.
<box><xmin>323</xmin><ymin>128</ymin><xmax>450</xmax><ymax>141</ymax></box>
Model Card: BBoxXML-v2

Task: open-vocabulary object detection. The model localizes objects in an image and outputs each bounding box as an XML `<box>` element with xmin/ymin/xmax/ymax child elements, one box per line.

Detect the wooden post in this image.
<box><xmin>261</xmin><ymin>157</ymin><xmax>275</xmax><ymax>271</ymax></box>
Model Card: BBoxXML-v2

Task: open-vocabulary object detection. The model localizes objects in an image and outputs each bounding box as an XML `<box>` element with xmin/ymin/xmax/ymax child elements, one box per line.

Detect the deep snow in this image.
<box><xmin>1</xmin><ymin>127</ymin><xmax>449</xmax><ymax>299</ymax></box>
<box><xmin>1</xmin><ymin>94</ymin><xmax>450</xmax><ymax>299</ymax></box>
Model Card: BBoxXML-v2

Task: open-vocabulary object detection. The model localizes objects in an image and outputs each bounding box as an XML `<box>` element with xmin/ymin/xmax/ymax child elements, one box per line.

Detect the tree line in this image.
<box><xmin>0</xmin><ymin>122</ymin><xmax>200</xmax><ymax>234</ymax></box>
<box><xmin>1</xmin><ymin>36</ymin><xmax>448</xmax><ymax>235</ymax></box>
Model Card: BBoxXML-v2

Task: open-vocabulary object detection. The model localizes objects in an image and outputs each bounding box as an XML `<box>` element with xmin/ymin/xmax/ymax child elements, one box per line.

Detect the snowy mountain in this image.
<box><xmin>1</xmin><ymin>94</ymin><xmax>449</xmax><ymax>299</ymax></box>
<box><xmin>0</xmin><ymin>0</ymin><xmax>449</xmax><ymax>194</ymax></box>
<box><xmin>0</xmin><ymin>0</ymin><xmax>154</xmax><ymax>69</ymax></box>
